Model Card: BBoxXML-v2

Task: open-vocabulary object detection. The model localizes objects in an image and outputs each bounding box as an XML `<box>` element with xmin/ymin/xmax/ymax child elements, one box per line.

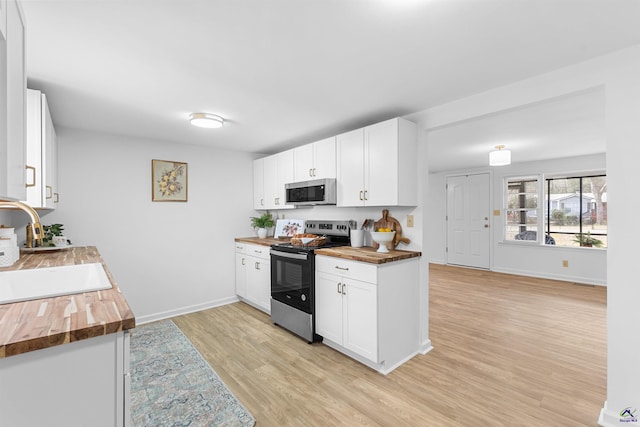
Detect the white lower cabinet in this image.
<box><xmin>316</xmin><ymin>271</ymin><xmax>378</xmax><ymax>363</ymax></box>
<box><xmin>235</xmin><ymin>242</ymin><xmax>271</xmax><ymax>313</ymax></box>
<box><xmin>315</xmin><ymin>255</ymin><xmax>420</xmax><ymax>374</ymax></box>
<box><xmin>0</xmin><ymin>331</ymin><xmax>130</xmax><ymax>427</ymax></box>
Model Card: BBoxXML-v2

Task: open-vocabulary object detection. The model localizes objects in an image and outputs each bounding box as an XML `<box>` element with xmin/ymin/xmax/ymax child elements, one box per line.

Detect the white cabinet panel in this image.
<box><xmin>253</xmin><ymin>151</ymin><xmax>295</xmax><ymax>211</ymax></box>
<box><xmin>337</xmin><ymin>117</ymin><xmax>417</xmax><ymax>207</ymax></box>
<box><xmin>235</xmin><ymin>243</ymin><xmax>270</xmax><ymax>313</ymax></box>
<box><xmin>0</xmin><ymin>0</ymin><xmax>26</xmax><ymax>201</ymax></box>
<box><xmin>0</xmin><ymin>332</ymin><xmax>129</xmax><ymax>427</ymax></box>
<box><xmin>25</xmin><ymin>89</ymin><xmax>58</xmax><ymax>209</ymax></box>
<box><xmin>293</xmin><ymin>136</ymin><xmax>336</xmax><ymax>181</ymax></box>
<box><xmin>343</xmin><ymin>277</ymin><xmax>378</xmax><ymax>362</ymax></box>
<box><xmin>315</xmin><ymin>271</ymin><xmax>344</xmax><ymax>344</ymax></box>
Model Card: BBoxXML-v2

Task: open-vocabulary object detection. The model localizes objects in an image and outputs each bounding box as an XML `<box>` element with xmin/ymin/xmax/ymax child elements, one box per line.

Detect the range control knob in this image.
<box><xmin>301</xmin><ymin>294</ymin><xmax>307</xmax><ymax>302</ymax></box>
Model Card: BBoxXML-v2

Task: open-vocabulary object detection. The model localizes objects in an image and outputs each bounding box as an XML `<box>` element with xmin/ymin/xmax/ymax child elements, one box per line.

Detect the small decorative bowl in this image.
<box><xmin>370</xmin><ymin>231</ymin><xmax>396</xmax><ymax>253</ymax></box>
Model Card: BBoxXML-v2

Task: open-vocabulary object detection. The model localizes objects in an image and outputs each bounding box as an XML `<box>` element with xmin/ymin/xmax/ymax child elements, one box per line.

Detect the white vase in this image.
<box><xmin>257</xmin><ymin>228</ymin><xmax>267</xmax><ymax>239</ymax></box>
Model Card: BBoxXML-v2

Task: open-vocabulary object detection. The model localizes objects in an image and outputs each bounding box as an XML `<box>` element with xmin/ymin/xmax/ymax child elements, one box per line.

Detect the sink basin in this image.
<box><xmin>0</xmin><ymin>263</ymin><xmax>112</xmax><ymax>305</ymax></box>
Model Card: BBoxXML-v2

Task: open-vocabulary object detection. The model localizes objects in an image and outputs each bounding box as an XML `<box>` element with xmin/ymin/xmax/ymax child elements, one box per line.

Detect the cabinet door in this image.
<box><xmin>313</xmin><ymin>136</ymin><xmax>336</xmax><ymax>179</ymax></box>
<box><xmin>263</xmin><ymin>154</ymin><xmax>278</xmax><ymax>209</ymax></box>
<box><xmin>293</xmin><ymin>143</ymin><xmax>314</xmax><ymax>181</ymax></box>
<box><xmin>25</xmin><ymin>89</ymin><xmax>43</xmax><ymax>206</ymax></box>
<box><xmin>315</xmin><ymin>271</ymin><xmax>343</xmax><ymax>344</ymax></box>
<box><xmin>2</xmin><ymin>0</ymin><xmax>26</xmax><ymax>200</ymax></box>
<box><xmin>343</xmin><ymin>278</ymin><xmax>378</xmax><ymax>362</ymax></box>
<box><xmin>42</xmin><ymin>93</ymin><xmax>57</xmax><ymax>209</ymax></box>
<box><xmin>245</xmin><ymin>256</ymin><xmax>270</xmax><ymax>312</ymax></box>
<box><xmin>275</xmin><ymin>149</ymin><xmax>294</xmax><ymax>209</ymax></box>
<box><xmin>253</xmin><ymin>158</ymin><xmax>265</xmax><ymax>209</ymax></box>
<box><xmin>336</xmin><ymin>128</ymin><xmax>365</xmax><ymax>207</ymax></box>
<box><xmin>365</xmin><ymin>118</ymin><xmax>399</xmax><ymax>206</ymax></box>
<box><xmin>235</xmin><ymin>252</ymin><xmax>247</xmax><ymax>298</ymax></box>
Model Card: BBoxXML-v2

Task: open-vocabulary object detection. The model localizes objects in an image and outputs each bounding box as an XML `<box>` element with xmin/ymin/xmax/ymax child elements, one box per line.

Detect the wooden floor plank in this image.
<box><xmin>172</xmin><ymin>264</ymin><xmax>606</xmax><ymax>426</ymax></box>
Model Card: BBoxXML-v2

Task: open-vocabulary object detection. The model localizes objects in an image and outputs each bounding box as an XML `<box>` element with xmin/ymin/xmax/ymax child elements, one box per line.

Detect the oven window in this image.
<box><xmin>271</xmin><ymin>255</ymin><xmax>312</xmax><ymax>313</ymax></box>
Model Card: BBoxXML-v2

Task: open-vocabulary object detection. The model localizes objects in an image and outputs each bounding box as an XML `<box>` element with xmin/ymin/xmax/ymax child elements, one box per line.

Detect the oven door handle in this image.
<box><xmin>270</xmin><ymin>249</ymin><xmax>308</xmax><ymax>260</ymax></box>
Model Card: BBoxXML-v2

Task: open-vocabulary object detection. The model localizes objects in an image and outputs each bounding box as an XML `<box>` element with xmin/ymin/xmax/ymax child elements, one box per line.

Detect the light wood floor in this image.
<box><xmin>172</xmin><ymin>264</ymin><xmax>607</xmax><ymax>426</ymax></box>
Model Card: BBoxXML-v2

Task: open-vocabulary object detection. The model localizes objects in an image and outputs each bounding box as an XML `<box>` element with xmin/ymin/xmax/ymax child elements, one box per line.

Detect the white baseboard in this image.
<box><xmin>419</xmin><ymin>339</ymin><xmax>433</xmax><ymax>355</ymax></box>
<box><xmin>135</xmin><ymin>296</ymin><xmax>240</xmax><ymax>325</ymax></box>
<box><xmin>491</xmin><ymin>266</ymin><xmax>606</xmax><ymax>286</ymax></box>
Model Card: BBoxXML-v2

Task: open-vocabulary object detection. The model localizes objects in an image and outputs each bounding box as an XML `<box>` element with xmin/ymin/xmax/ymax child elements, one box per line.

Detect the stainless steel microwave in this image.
<box><xmin>285</xmin><ymin>178</ymin><xmax>336</xmax><ymax>206</ymax></box>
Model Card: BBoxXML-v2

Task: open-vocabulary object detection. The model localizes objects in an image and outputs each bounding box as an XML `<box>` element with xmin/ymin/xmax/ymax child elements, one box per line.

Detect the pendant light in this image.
<box><xmin>189</xmin><ymin>113</ymin><xmax>224</xmax><ymax>129</ymax></box>
<box><xmin>489</xmin><ymin>145</ymin><xmax>511</xmax><ymax>166</ymax></box>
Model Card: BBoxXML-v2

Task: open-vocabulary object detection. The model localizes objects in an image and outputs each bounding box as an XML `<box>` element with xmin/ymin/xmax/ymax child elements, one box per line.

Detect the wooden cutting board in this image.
<box><xmin>372</xmin><ymin>209</ymin><xmax>410</xmax><ymax>250</ymax></box>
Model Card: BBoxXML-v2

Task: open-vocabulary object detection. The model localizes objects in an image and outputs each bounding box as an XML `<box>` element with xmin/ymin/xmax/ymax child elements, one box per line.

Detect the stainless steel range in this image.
<box><xmin>270</xmin><ymin>219</ymin><xmax>354</xmax><ymax>342</ymax></box>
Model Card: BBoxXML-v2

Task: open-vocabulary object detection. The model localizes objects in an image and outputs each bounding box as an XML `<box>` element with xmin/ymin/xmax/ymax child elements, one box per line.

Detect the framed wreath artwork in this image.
<box><xmin>152</xmin><ymin>159</ymin><xmax>188</xmax><ymax>202</ymax></box>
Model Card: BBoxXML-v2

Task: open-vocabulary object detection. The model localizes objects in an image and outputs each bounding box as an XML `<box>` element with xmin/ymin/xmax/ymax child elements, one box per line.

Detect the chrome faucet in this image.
<box><xmin>0</xmin><ymin>201</ymin><xmax>45</xmax><ymax>247</ymax></box>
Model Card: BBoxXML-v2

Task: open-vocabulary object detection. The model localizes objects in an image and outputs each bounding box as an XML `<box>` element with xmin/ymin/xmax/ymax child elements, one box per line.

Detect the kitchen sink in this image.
<box><xmin>0</xmin><ymin>263</ymin><xmax>112</xmax><ymax>305</ymax></box>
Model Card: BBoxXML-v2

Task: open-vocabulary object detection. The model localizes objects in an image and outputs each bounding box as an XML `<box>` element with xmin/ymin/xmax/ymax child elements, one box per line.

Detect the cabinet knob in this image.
<box><xmin>484</xmin><ymin>224</ymin><xmax>489</xmax><ymax>228</ymax></box>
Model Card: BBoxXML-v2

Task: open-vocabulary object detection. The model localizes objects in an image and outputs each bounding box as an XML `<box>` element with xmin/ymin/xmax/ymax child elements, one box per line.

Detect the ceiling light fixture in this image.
<box><xmin>489</xmin><ymin>145</ymin><xmax>511</xmax><ymax>166</ymax></box>
<box><xmin>189</xmin><ymin>113</ymin><xmax>224</xmax><ymax>129</ymax></box>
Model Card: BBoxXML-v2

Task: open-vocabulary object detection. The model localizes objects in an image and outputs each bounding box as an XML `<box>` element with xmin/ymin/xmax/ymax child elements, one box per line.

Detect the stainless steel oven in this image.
<box><xmin>270</xmin><ymin>219</ymin><xmax>354</xmax><ymax>342</ymax></box>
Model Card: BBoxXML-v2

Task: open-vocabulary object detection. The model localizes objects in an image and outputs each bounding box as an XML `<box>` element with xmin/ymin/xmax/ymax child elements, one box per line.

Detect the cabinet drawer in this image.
<box><xmin>316</xmin><ymin>256</ymin><xmax>377</xmax><ymax>284</ymax></box>
<box><xmin>244</xmin><ymin>243</ymin><xmax>270</xmax><ymax>260</ymax></box>
<box><xmin>235</xmin><ymin>242</ymin><xmax>245</xmax><ymax>253</ymax></box>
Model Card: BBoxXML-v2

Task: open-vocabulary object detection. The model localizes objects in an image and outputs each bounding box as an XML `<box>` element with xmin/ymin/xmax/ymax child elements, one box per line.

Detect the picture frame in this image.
<box><xmin>152</xmin><ymin>159</ymin><xmax>188</xmax><ymax>202</ymax></box>
<box><xmin>274</xmin><ymin>219</ymin><xmax>305</xmax><ymax>238</ymax></box>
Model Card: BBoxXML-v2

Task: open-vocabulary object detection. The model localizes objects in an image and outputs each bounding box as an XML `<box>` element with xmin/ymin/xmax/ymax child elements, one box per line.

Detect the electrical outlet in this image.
<box><xmin>562</xmin><ymin>260</ymin><xmax>569</xmax><ymax>268</ymax></box>
<box><xmin>407</xmin><ymin>215</ymin><xmax>414</xmax><ymax>227</ymax></box>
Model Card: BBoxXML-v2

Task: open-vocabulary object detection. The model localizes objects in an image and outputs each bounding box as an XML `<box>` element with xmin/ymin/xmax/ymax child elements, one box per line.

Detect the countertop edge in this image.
<box><xmin>0</xmin><ymin>246</ymin><xmax>136</xmax><ymax>358</ymax></box>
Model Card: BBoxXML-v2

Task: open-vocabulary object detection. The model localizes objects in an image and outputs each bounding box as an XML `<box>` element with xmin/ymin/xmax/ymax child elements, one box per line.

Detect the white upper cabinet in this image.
<box><xmin>25</xmin><ymin>89</ymin><xmax>58</xmax><ymax>209</ymax></box>
<box><xmin>336</xmin><ymin>117</ymin><xmax>418</xmax><ymax>207</ymax></box>
<box><xmin>293</xmin><ymin>136</ymin><xmax>336</xmax><ymax>181</ymax></box>
<box><xmin>0</xmin><ymin>0</ymin><xmax>26</xmax><ymax>201</ymax></box>
<box><xmin>253</xmin><ymin>150</ymin><xmax>295</xmax><ymax>210</ymax></box>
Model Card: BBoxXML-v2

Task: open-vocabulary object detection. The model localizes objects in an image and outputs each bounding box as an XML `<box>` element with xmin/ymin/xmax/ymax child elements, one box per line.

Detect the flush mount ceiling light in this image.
<box><xmin>489</xmin><ymin>144</ymin><xmax>511</xmax><ymax>166</ymax></box>
<box><xmin>189</xmin><ymin>113</ymin><xmax>224</xmax><ymax>129</ymax></box>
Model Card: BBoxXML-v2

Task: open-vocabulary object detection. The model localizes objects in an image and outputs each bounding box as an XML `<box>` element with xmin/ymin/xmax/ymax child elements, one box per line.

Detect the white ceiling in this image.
<box><xmin>21</xmin><ymin>0</ymin><xmax>640</xmax><ymax>169</ymax></box>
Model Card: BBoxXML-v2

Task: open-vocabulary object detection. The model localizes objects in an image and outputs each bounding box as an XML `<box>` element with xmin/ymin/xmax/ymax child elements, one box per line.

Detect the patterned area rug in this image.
<box><xmin>130</xmin><ymin>320</ymin><xmax>256</xmax><ymax>427</ymax></box>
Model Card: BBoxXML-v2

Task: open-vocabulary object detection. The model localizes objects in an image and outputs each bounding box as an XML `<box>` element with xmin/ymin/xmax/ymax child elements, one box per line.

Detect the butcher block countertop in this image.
<box><xmin>235</xmin><ymin>237</ymin><xmax>421</xmax><ymax>264</ymax></box>
<box><xmin>0</xmin><ymin>246</ymin><xmax>135</xmax><ymax>358</ymax></box>
<box><xmin>315</xmin><ymin>246</ymin><xmax>422</xmax><ymax>264</ymax></box>
<box><xmin>235</xmin><ymin>236</ymin><xmax>289</xmax><ymax>246</ymax></box>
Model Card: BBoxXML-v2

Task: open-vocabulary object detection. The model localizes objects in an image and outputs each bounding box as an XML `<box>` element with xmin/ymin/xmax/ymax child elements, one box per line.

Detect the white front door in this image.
<box><xmin>446</xmin><ymin>173</ymin><xmax>490</xmax><ymax>269</ymax></box>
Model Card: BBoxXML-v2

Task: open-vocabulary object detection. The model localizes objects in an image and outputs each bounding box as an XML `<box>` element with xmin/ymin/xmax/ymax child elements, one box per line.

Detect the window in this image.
<box><xmin>545</xmin><ymin>175</ymin><xmax>607</xmax><ymax>248</ymax></box>
<box><xmin>504</xmin><ymin>174</ymin><xmax>607</xmax><ymax>248</ymax></box>
<box><xmin>505</xmin><ymin>177</ymin><xmax>539</xmax><ymax>241</ymax></box>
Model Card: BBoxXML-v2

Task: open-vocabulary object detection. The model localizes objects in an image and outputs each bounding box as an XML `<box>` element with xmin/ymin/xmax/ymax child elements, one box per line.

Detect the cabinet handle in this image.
<box><xmin>25</xmin><ymin>165</ymin><xmax>36</xmax><ymax>187</ymax></box>
<box><xmin>255</xmin><ymin>262</ymin><xmax>260</xmax><ymax>270</ymax></box>
<box><xmin>364</xmin><ymin>190</ymin><xmax>368</xmax><ymax>201</ymax></box>
<box><xmin>312</xmin><ymin>168</ymin><xmax>316</xmax><ymax>177</ymax></box>
<box><xmin>275</xmin><ymin>197</ymin><xmax>279</xmax><ymax>205</ymax></box>
<box><xmin>309</xmin><ymin>168</ymin><xmax>313</xmax><ymax>177</ymax></box>
<box><xmin>342</xmin><ymin>284</ymin><xmax>346</xmax><ymax>295</ymax></box>
<box><xmin>54</xmin><ymin>193</ymin><xmax>59</xmax><ymax>203</ymax></box>
<box><xmin>337</xmin><ymin>282</ymin><xmax>342</xmax><ymax>294</ymax></box>
<box><xmin>359</xmin><ymin>191</ymin><xmax>364</xmax><ymax>201</ymax></box>
<box><xmin>254</xmin><ymin>250</ymin><xmax>262</xmax><ymax>254</ymax></box>
<box><xmin>241</xmin><ymin>258</ymin><xmax>246</xmax><ymax>265</ymax></box>
<box><xmin>334</xmin><ymin>266</ymin><xmax>349</xmax><ymax>271</ymax></box>
<box><xmin>261</xmin><ymin>198</ymin><xmax>264</xmax><ymax>206</ymax></box>
<box><xmin>46</xmin><ymin>185</ymin><xmax>53</xmax><ymax>199</ymax></box>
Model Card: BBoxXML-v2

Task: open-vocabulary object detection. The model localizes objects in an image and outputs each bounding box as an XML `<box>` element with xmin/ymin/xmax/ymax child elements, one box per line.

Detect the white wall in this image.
<box><xmin>33</xmin><ymin>128</ymin><xmax>257</xmax><ymax>323</ymax></box>
<box><xmin>426</xmin><ymin>153</ymin><xmax>607</xmax><ymax>285</ymax></box>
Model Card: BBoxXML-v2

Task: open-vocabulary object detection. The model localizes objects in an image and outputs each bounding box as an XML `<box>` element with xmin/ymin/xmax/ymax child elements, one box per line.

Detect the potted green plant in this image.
<box><xmin>39</xmin><ymin>223</ymin><xmax>71</xmax><ymax>247</ymax></box>
<box><xmin>573</xmin><ymin>232</ymin><xmax>603</xmax><ymax>248</ymax></box>
<box><xmin>250</xmin><ymin>212</ymin><xmax>275</xmax><ymax>239</ymax></box>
